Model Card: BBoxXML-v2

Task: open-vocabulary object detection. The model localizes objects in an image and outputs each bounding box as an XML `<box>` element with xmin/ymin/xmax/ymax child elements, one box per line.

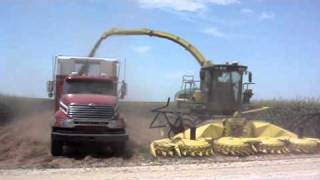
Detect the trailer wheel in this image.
<box><xmin>51</xmin><ymin>139</ymin><xmax>63</xmax><ymax>156</ymax></box>
<box><xmin>111</xmin><ymin>142</ymin><xmax>127</xmax><ymax>157</ymax></box>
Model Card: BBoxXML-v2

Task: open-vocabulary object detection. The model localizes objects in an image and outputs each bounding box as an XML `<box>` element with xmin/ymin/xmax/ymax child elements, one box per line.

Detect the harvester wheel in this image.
<box><xmin>167</xmin><ymin>116</ymin><xmax>194</xmax><ymax>138</ymax></box>
<box><xmin>51</xmin><ymin>139</ymin><xmax>63</xmax><ymax>156</ymax></box>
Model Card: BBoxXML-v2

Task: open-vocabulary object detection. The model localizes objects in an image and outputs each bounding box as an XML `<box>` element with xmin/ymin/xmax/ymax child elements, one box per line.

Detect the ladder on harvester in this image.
<box><xmin>181</xmin><ymin>75</ymin><xmax>198</xmax><ymax>99</ymax></box>
<box><xmin>175</xmin><ymin>75</ymin><xmax>200</xmax><ymax>109</ymax></box>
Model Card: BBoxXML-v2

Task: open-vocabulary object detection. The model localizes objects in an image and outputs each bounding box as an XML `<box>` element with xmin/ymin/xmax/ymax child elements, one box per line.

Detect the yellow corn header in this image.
<box><xmin>150</xmin><ymin>116</ymin><xmax>320</xmax><ymax>157</ymax></box>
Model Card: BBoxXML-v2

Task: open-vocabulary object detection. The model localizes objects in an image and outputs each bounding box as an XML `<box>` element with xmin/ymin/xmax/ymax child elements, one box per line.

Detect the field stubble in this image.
<box><xmin>0</xmin><ymin>95</ymin><xmax>319</xmax><ymax>169</ymax></box>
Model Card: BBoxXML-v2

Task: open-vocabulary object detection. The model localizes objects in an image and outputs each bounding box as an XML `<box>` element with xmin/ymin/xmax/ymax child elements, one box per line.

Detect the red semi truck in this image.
<box><xmin>47</xmin><ymin>56</ymin><xmax>128</xmax><ymax>156</ymax></box>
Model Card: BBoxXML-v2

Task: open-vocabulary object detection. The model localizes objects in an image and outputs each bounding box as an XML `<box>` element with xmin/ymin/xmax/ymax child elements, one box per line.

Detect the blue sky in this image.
<box><xmin>0</xmin><ymin>0</ymin><xmax>319</xmax><ymax>101</ymax></box>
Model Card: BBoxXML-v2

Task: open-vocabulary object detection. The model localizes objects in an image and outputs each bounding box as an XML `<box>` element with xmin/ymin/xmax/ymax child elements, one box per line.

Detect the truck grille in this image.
<box><xmin>68</xmin><ymin>105</ymin><xmax>114</xmax><ymax>119</ymax></box>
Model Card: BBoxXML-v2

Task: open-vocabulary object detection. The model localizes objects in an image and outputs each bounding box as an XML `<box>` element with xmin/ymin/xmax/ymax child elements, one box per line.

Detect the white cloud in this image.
<box><xmin>136</xmin><ymin>0</ymin><xmax>240</xmax><ymax>12</ymax></box>
<box><xmin>202</xmin><ymin>27</ymin><xmax>228</xmax><ymax>38</ymax></box>
<box><xmin>240</xmin><ymin>9</ymin><xmax>275</xmax><ymax>22</ymax></box>
<box><xmin>240</xmin><ymin>8</ymin><xmax>254</xmax><ymax>15</ymax></box>
<box><xmin>204</xmin><ymin>0</ymin><xmax>240</xmax><ymax>6</ymax></box>
<box><xmin>137</xmin><ymin>0</ymin><xmax>204</xmax><ymax>12</ymax></box>
<box><xmin>133</xmin><ymin>46</ymin><xmax>151</xmax><ymax>54</ymax></box>
<box><xmin>258</xmin><ymin>12</ymin><xmax>275</xmax><ymax>20</ymax></box>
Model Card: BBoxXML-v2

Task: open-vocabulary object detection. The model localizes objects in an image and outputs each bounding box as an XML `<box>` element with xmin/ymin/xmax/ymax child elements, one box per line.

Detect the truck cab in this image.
<box><xmin>47</xmin><ymin>56</ymin><xmax>128</xmax><ymax>156</ymax></box>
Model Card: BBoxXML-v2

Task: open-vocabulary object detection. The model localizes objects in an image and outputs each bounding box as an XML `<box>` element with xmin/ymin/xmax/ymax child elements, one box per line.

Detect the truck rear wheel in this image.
<box><xmin>51</xmin><ymin>139</ymin><xmax>63</xmax><ymax>156</ymax></box>
<box><xmin>111</xmin><ymin>142</ymin><xmax>127</xmax><ymax>157</ymax></box>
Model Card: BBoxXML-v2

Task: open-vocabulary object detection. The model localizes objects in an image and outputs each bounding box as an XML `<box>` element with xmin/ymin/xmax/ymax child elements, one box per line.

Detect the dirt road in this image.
<box><xmin>0</xmin><ymin>101</ymin><xmax>165</xmax><ymax>169</ymax></box>
<box><xmin>1</xmin><ymin>97</ymin><xmax>320</xmax><ymax>176</ymax></box>
<box><xmin>1</xmin><ymin>157</ymin><xmax>319</xmax><ymax>180</ymax></box>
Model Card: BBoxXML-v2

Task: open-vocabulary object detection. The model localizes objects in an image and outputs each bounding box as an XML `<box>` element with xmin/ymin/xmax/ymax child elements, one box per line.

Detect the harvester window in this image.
<box><xmin>231</xmin><ymin>71</ymin><xmax>241</xmax><ymax>101</ymax></box>
<box><xmin>64</xmin><ymin>81</ymin><xmax>114</xmax><ymax>95</ymax></box>
<box><xmin>217</xmin><ymin>72</ymin><xmax>230</xmax><ymax>83</ymax></box>
<box><xmin>210</xmin><ymin>70</ymin><xmax>242</xmax><ymax>108</ymax></box>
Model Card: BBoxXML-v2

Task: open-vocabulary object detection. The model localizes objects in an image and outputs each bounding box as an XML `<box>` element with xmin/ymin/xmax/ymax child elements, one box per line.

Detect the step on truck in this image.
<box><xmin>47</xmin><ymin>56</ymin><xmax>128</xmax><ymax>156</ymax></box>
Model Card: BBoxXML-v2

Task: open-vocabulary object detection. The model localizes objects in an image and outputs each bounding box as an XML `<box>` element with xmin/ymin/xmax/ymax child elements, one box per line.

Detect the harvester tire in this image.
<box><xmin>51</xmin><ymin>139</ymin><xmax>63</xmax><ymax>156</ymax></box>
<box><xmin>167</xmin><ymin>116</ymin><xmax>194</xmax><ymax>138</ymax></box>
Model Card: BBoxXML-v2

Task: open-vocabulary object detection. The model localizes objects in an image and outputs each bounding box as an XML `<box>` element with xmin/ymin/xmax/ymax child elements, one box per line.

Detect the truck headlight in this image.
<box><xmin>108</xmin><ymin>120</ymin><xmax>122</xmax><ymax>128</ymax></box>
<box><xmin>61</xmin><ymin>119</ymin><xmax>75</xmax><ymax>128</ymax></box>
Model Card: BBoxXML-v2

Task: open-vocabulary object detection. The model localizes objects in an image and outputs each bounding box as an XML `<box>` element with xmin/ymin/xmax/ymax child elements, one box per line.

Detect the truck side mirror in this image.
<box><xmin>248</xmin><ymin>72</ymin><xmax>252</xmax><ymax>83</ymax></box>
<box><xmin>120</xmin><ymin>81</ymin><xmax>127</xmax><ymax>99</ymax></box>
<box><xmin>47</xmin><ymin>80</ymin><xmax>54</xmax><ymax>98</ymax></box>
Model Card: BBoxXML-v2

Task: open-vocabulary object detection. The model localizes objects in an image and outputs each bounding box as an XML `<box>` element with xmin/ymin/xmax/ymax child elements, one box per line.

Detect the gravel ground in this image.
<box><xmin>1</xmin><ymin>156</ymin><xmax>320</xmax><ymax>180</ymax></box>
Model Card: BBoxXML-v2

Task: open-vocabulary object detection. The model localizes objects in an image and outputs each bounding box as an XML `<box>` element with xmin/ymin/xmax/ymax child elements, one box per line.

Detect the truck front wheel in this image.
<box><xmin>51</xmin><ymin>139</ymin><xmax>63</xmax><ymax>156</ymax></box>
<box><xmin>111</xmin><ymin>142</ymin><xmax>127</xmax><ymax>157</ymax></box>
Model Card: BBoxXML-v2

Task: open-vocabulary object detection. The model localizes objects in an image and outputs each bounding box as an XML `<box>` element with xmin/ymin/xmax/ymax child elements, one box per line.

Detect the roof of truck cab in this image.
<box><xmin>65</xmin><ymin>75</ymin><xmax>116</xmax><ymax>82</ymax></box>
<box><xmin>56</xmin><ymin>55</ymin><xmax>118</xmax><ymax>62</ymax></box>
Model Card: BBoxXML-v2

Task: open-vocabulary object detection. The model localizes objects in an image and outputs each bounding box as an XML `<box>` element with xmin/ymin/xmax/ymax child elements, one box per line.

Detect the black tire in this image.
<box><xmin>168</xmin><ymin>115</ymin><xmax>195</xmax><ymax>138</ymax></box>
<box><xmin>111</xmin><ymin>142</ymin><xmax>127</xmax><ymax>157</ymax></box>
<box><xmin>51</xmin><ymin>139</ymin><xmax>63</xmax><ymax>156</ymax></box>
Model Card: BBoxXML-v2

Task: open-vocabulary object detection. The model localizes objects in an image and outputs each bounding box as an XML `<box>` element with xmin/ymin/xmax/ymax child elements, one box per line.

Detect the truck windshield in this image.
<box><xmin>64</xmin><ymin>81</ymin><xmax>114</xmax><ymax>95</ymax></box>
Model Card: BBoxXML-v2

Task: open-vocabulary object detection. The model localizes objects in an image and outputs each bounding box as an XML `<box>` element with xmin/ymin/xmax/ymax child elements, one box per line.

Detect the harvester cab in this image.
<box><xmin>176</xmin><ymin>61</ymin><xmax>254</xmax><ymax>115</ymax></box>
<box><xmin>200</xmin><ymin>62</ymin><xmax>251</xmax><ymax>115</ymax></box>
